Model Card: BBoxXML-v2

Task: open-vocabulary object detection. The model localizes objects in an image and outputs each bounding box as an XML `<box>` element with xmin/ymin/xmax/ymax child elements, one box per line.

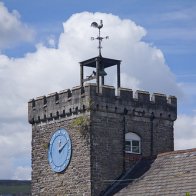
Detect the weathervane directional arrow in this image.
<box><xmin>91</xmin><ymin>20</ymin><xmax>109</xmax><ymax>57</ymax></box>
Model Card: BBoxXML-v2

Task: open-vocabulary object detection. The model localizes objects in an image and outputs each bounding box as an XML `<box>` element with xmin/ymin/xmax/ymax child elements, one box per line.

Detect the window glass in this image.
<box><xmin>132</xmin><ymin>146</ymin><xmax>140</xmax><ymax>153</ymax></box>
<box><xmin>125</xmin><ymin>141</ymin><xmax>131</xmax><ymax>151</ymax></box>
<box><xmin>132</xmin><ymin>140</ymin><xmax>139</xmax><ymax>146</ymax></box>
<box><xmin>125</xmin><ymin>133</ymin><xmax>141</xmax><ymax>154</ymax></box>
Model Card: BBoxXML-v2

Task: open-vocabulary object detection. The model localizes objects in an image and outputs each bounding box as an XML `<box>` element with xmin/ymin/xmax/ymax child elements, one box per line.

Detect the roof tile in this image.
<box><xmin>115</xmin><ymin>149</ymin><xmax>196</xmax><ymax>196</ymax></box>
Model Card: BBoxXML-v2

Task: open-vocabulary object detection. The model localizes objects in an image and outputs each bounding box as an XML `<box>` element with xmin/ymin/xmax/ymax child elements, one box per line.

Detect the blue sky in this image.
<box><xmin>4</xmin><ymin>0</ymin><xmax>195</xmax><ymax>114</ymax></box>
<box><xmin>0</xmin><ymin>0</ymin><xmax>196</xmax><ymax>180</ymax></box>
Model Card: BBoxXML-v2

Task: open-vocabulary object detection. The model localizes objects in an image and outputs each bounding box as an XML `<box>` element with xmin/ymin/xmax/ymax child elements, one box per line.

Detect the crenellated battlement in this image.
<box><xmin>28</xmin><ymin>83</ymin><xmax>177</xmax><ymax>124</ymax></box>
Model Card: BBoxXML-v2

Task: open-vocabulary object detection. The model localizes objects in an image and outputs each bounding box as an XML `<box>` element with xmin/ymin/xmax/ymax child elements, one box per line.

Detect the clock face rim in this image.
<box><xmin>48</xmin><ymin>128</ymin><xmax>72</xmax><ymax>173</ymax></box>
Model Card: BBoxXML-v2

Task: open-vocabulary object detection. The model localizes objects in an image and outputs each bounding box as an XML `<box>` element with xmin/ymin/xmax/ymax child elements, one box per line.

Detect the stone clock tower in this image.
<box><xmin>28</xmin><ymin>21</ymin><xmax>177</xmax><ymax>195</ymax></box>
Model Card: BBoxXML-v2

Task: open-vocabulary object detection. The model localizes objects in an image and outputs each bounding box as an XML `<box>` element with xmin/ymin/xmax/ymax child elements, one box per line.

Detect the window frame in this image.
<box><xmin>125</xmin><ymin>132</ymin><xmax>141</xmax><ymax>154</ymax></box>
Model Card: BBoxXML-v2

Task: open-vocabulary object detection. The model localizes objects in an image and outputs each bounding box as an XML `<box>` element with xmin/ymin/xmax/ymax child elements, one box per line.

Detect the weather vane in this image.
<box><xmin>91</xmin><ymin>20</ymin><xmax>109</xmax><ymax>57</ymax></box>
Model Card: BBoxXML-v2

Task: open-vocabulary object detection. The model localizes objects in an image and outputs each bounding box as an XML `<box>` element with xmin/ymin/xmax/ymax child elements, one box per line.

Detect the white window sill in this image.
<box><xmin>125</xmin><ymin>151</ymin><xmax>141</xmax><ymax>155</ymax></box>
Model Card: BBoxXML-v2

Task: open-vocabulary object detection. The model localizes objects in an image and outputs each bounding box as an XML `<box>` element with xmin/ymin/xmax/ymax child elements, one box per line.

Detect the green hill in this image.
<box><xmin>0</xmin><ymin>180</ymin><xmax>31</xmax><ymax>195</ymax></box>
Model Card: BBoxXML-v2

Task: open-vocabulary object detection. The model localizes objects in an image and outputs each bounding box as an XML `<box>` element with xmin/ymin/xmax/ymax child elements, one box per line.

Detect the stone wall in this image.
<box><xmin>87</xmin><ymin>85</ymin><xmax>176</xmax><ymax>174</ymax></box>
<box><xmin>28</xmin><ymin>84</ymin><xmax>177</xmax><ymax>125</ymax></box>
<box><xmin>31</xmin><ymin>114</ymin><xmax>91</xmax><ymax>195</ymax></box>
<box><xmin>90</xmin><ymin>111</ymin><xmax>124</xmax><ymax>195</ymax></box>
<box><xmin>29</xmin><ymin>83</ymin><xmax>177</xmax><ymax>195</ymax></box>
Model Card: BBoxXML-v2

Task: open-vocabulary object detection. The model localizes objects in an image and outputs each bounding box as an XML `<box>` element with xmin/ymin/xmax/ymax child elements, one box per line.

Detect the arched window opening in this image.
<box><xmin>125</xmin><ymin>132</ymin><xmax>141</xmax><ymax>154</ymax></box>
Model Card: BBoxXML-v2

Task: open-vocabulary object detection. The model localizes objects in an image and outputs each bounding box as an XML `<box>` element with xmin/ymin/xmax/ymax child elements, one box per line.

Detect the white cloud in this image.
<box><xmin>0</xmin><ymin>157</ymin><xmax>13</xmax><ymax>180</ymax></box>
<box><xmin>175</xmin><ymin>114</ymin><xmax>196</xmax><ymax>150</ymax></box>
<box><xmin>0</xmin><ymin>11</ymin><xmax>185</xmax><ymax>179</ymax></box>
<box><xmin>160</xmin><ymin>6</ymin><xmax>196</xmax><ymax>22</ymax></box>
<box><xmin>0</xmin><ymin>2</ymin><xmax>34</xmax><ymax>50</ymax></box>
<box><xmin>13</xmin><ymin>166</ymin><xmax>31</xmax><ymax>180</ymax></box>
<box><xmin>0</xmin><ymin>121</ymin><xmax>31</xmax><ymax>179</ymax></box>
<box><xmin>47</xmin><ymin>36</ymin><xmax>57</xmax><ymax>48</ymax></box>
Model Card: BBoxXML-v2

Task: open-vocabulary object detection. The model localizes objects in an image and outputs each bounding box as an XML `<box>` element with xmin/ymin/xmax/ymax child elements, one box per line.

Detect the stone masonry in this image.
<box><xmin>28</xmin><ymin>83</ymin><xmax>177</xmax><ymax>195</ymax></box>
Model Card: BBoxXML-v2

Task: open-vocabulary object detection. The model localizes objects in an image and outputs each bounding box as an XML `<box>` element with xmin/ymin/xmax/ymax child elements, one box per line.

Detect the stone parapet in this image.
<box><xmin>28</xmin><ymin>83</ymin><xmax>177</xmax><ymax>124</ymax></box>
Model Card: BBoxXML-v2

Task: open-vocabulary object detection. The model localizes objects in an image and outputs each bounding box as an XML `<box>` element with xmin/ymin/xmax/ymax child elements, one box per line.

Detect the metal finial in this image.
<box><xmin>91</xmin><ymin>20</ymin><xmax>109</xmax><ymax>57</ymax></box>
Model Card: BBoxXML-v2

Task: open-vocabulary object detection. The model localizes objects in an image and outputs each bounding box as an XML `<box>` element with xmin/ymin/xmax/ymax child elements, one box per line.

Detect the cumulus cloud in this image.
<box><xmin>0</xmin><ymin>2</ymin><xmax>34</xmax><ymax>50</ymax></box>
<box><xmin>0</xmin><ymin>11</ymin><xmax>188</xmax><ymax>179</ymax></box>
<box><xmin>13</xmin><ymin>166</ymin><xmax>31</xmax><ymax>180</ymax></box>
<box><xmin>175</xmin><ymin>114</ymin><xmax>196</xmax><ymax>150</ymax></box>
<box><xmin>58</xmin><ymin>12</ymin><xmax>182</xmax><ymax>95</ymax></box>
<box><xmin>0</xmin><ymin>120</ymin><xmax>31</xmax><ymax>179</ymax></box>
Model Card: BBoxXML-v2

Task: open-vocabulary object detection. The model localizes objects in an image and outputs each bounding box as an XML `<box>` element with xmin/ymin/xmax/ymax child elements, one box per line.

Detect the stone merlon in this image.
<box><xmin>28</xmin><ymin>83</ymin><xmax>177</xmax><ymax>124</ymax></box>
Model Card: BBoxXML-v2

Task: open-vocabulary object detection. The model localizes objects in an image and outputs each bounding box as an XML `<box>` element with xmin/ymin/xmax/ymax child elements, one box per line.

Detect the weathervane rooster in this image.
<box><xmin>91</xmin><ymin>20</ymin><xmax>109</xmax><ymax>56</ymax></box>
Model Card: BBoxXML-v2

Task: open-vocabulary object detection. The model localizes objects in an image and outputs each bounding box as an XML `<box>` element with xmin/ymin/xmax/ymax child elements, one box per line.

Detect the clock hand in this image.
<box><xmin>59</xmin><ymin>141</ymin><xmax>68</xmax><ymax>152</ymax></box>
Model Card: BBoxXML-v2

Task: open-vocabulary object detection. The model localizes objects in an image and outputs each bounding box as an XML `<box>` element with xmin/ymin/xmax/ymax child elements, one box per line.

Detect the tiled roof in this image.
<box><xmin>102</xmin><ymin>157</ymin><xmax>156</xmax><ymax>196</ymax></box>
<box><xmin>115</xmin><ymin>148</ymin><xmax>196</xmax><ymax>196</ymax></box>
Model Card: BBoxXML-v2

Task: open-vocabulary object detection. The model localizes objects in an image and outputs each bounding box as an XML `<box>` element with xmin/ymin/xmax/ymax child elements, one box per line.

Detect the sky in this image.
<box><xmin>0</xmin><ymin>0</ymin><xmax>196</xmax><ymax>180</ymax></box>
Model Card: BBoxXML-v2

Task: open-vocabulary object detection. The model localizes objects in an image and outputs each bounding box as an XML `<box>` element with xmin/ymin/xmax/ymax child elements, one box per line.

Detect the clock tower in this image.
<box><xmin>28</xmin><ymin>21</ymin><xmax>177</xmax><ymax>195</ymax></box>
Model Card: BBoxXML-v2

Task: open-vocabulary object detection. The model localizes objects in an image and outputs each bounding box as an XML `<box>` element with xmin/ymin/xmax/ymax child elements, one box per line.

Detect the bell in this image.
<box><xmin>99</xmin><ymin>69</ymin><xmax>107</xmax><ymax>76</ymax></box>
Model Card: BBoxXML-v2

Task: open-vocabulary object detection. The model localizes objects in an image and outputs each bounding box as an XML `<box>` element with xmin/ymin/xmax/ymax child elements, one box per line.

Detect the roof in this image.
<box><xmin>79</xmin><ymin>56</ymin><xmax>121</xmax><ymax>68</ymax></box>
<box><xmin>102</xmin><ymin>157</ymin><xmax>156</xmax><ymax>196</ymax></box>
<box><xmin>115</xmin><ymin>149</ymin><xmax>196</xmax><ymax>196</ymax></box>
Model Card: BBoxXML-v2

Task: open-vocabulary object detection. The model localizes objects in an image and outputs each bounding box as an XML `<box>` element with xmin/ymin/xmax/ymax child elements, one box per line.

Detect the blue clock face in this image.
<box><xmin>48</xmin><ymin>128</ymin><xmax>72</xmax><ymax>173</ymax></box>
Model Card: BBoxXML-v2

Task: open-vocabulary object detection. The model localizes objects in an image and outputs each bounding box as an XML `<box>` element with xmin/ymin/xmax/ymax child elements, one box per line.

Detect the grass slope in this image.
<box><xmin>0</xmin><ymin>180</ymin><xmax>31</xmax><ymax>194</ymax></box>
